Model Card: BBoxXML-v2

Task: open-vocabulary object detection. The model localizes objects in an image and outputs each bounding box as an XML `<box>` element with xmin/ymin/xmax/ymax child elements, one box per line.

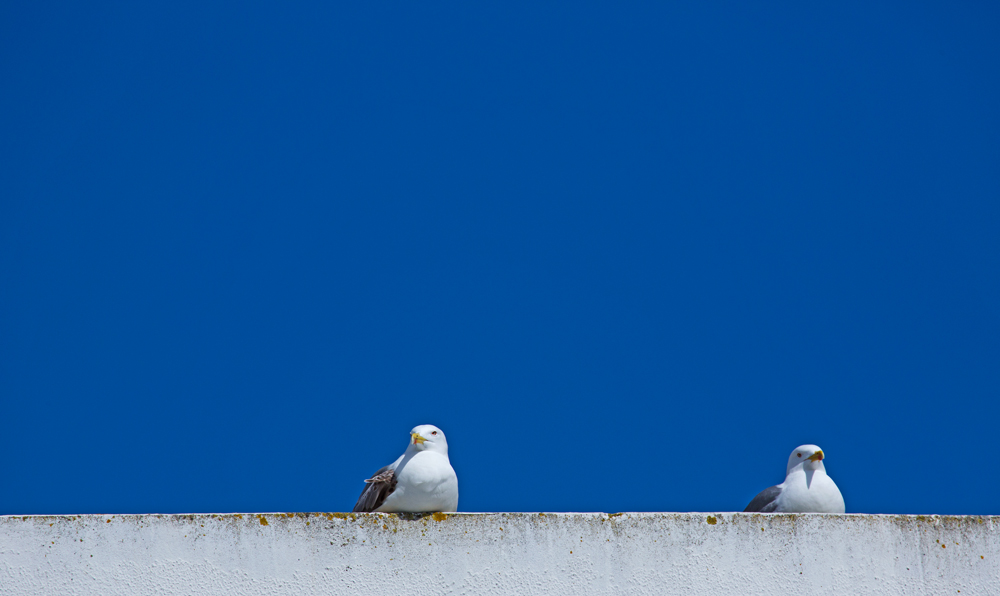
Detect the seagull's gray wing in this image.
<box><xmin>353</xmin><ymin>465</ymin><xmax>397</xmax><ymax>512</ymax></box>
<box><xmin>744</xmin><ymin>485</ymin><xmax>782</xmax><ymax>512</ymax></box>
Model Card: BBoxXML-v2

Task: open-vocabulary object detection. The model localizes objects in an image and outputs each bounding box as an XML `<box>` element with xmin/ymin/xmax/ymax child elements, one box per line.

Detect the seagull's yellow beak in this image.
<box><xmin>807</xmin><ymin>451</ymin><xmax>824</xmax><ymax>462</ymax></box>
<box><xmin>411</xmin><ymin>432</ymin><xmax>426</xmax><ymax>445</ymax></box>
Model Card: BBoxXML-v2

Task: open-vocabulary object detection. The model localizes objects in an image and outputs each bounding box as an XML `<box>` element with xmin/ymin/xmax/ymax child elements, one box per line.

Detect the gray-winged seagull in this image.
<box><xmin>744</xmin><ymin>444</ymin><xmax>845</xmax><ymax>513</ymax></box>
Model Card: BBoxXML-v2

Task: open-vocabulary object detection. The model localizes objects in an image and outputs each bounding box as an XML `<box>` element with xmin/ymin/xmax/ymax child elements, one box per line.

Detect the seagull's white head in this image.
<box><xmin>786</xmin><ymin>444</ymin><xmax>826</xmax><ymax>474</ymax></box>
<box><xmin>407</xmin><ymin>424</ymin><xmax>449</xmax><ymax>454</ymax></box>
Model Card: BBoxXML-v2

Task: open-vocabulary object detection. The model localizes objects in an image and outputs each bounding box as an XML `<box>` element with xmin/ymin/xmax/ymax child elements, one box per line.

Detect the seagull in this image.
<box><xmin>743</xmin><ymin>444</ymin><xmax>845</xmax><ymax>513</ymax></box>
<box><xmin>353</xmin><ymin>424</ymin><xmax>459</xmax><ymax>513</ymax></box>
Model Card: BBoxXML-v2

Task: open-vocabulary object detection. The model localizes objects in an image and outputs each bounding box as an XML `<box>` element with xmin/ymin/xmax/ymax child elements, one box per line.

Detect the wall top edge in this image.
<box><xmin>2</xmin><ymin>511</ymin><xmax>996</xmax><ymax>522</ymax></box>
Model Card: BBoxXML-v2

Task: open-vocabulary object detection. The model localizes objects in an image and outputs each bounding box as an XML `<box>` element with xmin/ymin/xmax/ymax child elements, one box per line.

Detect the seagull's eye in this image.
<box><xmin>797</xmin><ymin>453</ymin><xmax>802</xmax><ymax>457</ymax></box>
<box><xmin>431</xmin><ymin>431</ymin><xmax>438</xmax><ymax>435</ymax></box>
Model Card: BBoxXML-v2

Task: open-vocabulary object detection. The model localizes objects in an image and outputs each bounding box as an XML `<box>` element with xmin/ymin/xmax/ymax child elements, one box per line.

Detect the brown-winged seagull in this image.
<box><xmin>353</xmin><ymin>424</ymin><xmax>459</xmax><ymax>513</ymax></box>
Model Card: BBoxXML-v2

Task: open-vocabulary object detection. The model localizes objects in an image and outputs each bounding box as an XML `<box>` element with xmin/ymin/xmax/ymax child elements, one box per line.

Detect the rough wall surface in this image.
<box><xmin>1</xmin><ymin>512</ymin><xmax>996</xmax><ymax>595</ymax></box>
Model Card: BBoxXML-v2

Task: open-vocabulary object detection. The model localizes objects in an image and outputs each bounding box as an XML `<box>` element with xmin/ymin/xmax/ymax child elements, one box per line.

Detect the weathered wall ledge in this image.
<box><xmin>1</xmin><ymin>512</ymin><xmax>996</xmax><ymax>595</ymax></box>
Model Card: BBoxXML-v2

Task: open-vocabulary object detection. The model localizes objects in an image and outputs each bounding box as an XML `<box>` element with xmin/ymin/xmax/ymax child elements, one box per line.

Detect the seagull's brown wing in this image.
<box><xmin>352</xmin><ymin>466</ymin><xmax>398</xmax><ymax>512</ymax></box>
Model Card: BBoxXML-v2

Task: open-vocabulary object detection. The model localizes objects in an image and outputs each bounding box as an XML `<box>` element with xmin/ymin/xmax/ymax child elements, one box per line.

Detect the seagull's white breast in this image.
<box><xmin>777</xmin><ymin>468</ymin><xmax>845</xmax><ymax>513</ymax></box>
<box><xmin>376</xmin><ymin>451</ymin><xmax>458</xmax><ymax>513</ymax></box>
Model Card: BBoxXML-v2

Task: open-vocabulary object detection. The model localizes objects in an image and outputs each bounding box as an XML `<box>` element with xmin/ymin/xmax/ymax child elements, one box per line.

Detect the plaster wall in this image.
<box><xmin>1</xmin><ymin>512</ymin><xmax>996</xmax><ymax>595</ymax></box>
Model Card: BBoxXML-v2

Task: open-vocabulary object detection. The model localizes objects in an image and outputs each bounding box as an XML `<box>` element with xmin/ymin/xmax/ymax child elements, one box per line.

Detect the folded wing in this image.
<box><xmin>744</xmin><ymin>485</ymin><xmax>782</xmax><ymax>513</ymax></box>
<box><xmin>353</xmin><ymin>466</ymin><xmax>398</xmax><ymax>512</ymax></box>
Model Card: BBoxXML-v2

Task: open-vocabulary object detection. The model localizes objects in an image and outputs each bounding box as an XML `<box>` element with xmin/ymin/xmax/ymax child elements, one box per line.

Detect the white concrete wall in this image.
<box><xmin>1</xmin><ymin>512</ymin><xmax>996</xmax><ymax>595</ymax></box>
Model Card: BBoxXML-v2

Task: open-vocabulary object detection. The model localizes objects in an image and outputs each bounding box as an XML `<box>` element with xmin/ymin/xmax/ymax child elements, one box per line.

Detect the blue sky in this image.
<box><xmin>2</xmin><ymin>2</ymin><xmax>998</xmax><ymax>516</ymax></box>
